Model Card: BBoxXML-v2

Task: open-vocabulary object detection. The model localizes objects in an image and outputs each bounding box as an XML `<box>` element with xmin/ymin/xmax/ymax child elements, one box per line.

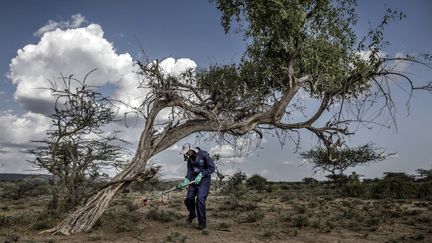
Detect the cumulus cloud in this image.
<box><xmin>158</xmin><ymin>57</ymin><xmax>197</xmax><ymax>78</ymax></box>
<box><xmin>10</xmin><ymin>17</ymin><xmax>198</xmax><ymax>117</ymax></box>
<box><xmin>0</xmin><ymin>111</ymin><xmax>50</xmax><ymax>173</ymax></box>
<box><xmin>10</xmin><ymin>22</ymin><xmax>138</xmax><ymax>114</ymax></box>
<box><xmin>210</xmin><ymin>144</ymin><xmax>248</xmax><ymax>164</ymax></box>
<box><xmin>34</xmin><ymin>14</ymin><xmax>87</xmax><ymax>37</ymax></box>
<box><xmin>0</xmin><ymin>111</ymin><xmax>49</xmax><ymax>145</ymax></box>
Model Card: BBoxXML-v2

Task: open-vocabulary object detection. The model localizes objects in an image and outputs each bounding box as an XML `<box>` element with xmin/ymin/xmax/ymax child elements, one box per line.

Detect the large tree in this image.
<box><xmin>44</xmin><ymin>0</ymin><xmax>431</xmax><ymax>234</ymax></box>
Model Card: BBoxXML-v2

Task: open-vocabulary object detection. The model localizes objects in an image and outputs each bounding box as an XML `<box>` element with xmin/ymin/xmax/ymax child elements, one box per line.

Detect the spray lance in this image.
<box><xmin>141</xmin><ymin>180</ymin><xmax>195</xmax><ymax>206</ymax></box>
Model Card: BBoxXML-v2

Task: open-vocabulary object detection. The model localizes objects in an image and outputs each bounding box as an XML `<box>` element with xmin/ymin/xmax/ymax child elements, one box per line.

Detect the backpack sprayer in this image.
<box><xmin>141</xmin><ymin>180</ymin><xmax>196</xmax><ymax>206</ymax></box>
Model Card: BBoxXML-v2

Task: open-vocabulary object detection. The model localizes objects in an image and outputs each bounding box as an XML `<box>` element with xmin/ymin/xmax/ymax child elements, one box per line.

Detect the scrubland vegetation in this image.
<box><xmin>1</xmin><ymin>168</ymin><xmax>431</xmax><ymax>242</ymax></box>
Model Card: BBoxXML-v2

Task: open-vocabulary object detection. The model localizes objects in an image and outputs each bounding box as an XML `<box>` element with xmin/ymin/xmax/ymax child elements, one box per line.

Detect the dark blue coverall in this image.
<box><xmin>184</xmin><ymin>148</ymin><xmax>215</xmax><ymax>227</ymax></box>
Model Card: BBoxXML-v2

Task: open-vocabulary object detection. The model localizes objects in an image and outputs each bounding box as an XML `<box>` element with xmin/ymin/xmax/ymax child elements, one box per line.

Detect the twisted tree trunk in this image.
<box><xmin>40</xmin><ymin>152</ymin><xmax>158</xmax><ymax>235</ymax></box>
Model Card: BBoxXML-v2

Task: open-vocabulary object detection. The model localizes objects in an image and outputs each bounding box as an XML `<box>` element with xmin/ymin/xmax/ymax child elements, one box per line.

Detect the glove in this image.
<box><xmin>176</xmin><ymin>178</ymin><xmax>190</xmax><ymax>190</ymax></box>
<box><xmin>194</xmin><ymin>172</ymin><xmax>203</xmax><ymax>185</ymax></box>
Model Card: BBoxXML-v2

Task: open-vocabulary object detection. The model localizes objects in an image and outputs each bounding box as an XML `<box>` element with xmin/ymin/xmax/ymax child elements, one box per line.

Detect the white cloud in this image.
<box><xmin>10</xmin><ymin>22</ymin><xmax>138</xmax><ymax>114</ymax></box>
<box><xmin>34</xmin><ymin>14</ymin><xmax>87</xmax><ymax>37</ymax></box>
<box><xmin>259</xmin><ymin>168</ymin><xmax>271</xmax><ymax>177</ymax></box>
<box><xmin>0</xmin><ymin>147</ymin><xmax>43</xmax><ymax>174</ymax></box>
<box><xmin>356</xmin><ymin>50</ymin><xmax>387</xmax><ymax>62</ymax></box>
<box><xmin>0</xmin><ymin>111</ymin><xmax>49</xmax><ymax>145</ymax></box>
<box><xmin>166</xmin><ymin>144</ymin><xmax>181</xmax><ymax>152</ymax></box>
<box><xmin>210</xmin><ymin>144</ymin><xmax>248</xmax><ymax>164</ymax></box>
<box><xmin>10</xmin><ymin>18</ymin><xmax>198</xmax><ymax>117</ymax></box>
<box><xmin>281</xmin><ymin>160</ymin><xmax>297</xmax><ymax>165</ymax></box>
<box><xmin>0</xmin><ymin>111</ymin><xmax>50</xmax><ymax>173</ymax></box>
<box><xmin>158</xmin><ymin>57</ymin><xmax>197</xmax><ymax>78</ymax></box>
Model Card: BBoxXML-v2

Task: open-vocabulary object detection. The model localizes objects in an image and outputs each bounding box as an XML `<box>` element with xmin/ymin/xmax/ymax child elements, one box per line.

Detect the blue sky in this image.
<box><xmin>0</xmin><ymin>0</ymin><xmax>431</xmax><ymax>181</ymax></box>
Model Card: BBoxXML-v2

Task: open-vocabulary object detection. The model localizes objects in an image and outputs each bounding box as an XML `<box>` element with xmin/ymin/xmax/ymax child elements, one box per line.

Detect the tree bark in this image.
<box><xmin>40</xmin><ymin>181</ymin><xmax>126</xmax><ymax>235</ymax></box>
<box><xmin>41</xmin><ymin>152</ymin><xmax>157</xmax><ymax>235</ymax></box>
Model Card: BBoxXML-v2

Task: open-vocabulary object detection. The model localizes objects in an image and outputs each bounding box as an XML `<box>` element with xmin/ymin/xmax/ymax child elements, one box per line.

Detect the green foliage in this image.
<box><xmin>222</xmin><ymin>170</ymin><xmax>248</xmax><ymax>197</ymax></box>
<box><xmin>1</xmin><ymin>178</ymin><xmax>50</xmax><ymax>200</ymax></box>
<box><xmin>371</xmin><ymin>172</ymin><xmax>417</xmax><ymax>199</ymax></box>
<box><xmin>416</xmin><ymin>168</ymin><xmax>432</xmax><ymax>182</ymax></box>
<box><xmin>302</xmin><ymin>144</ymin><xmax>384</xmax><ymax>189</ymax></box>
<box><xmin>417</xmin><ymin>181</ymin><xmax>432</xmax><ymax>199</ymax></box>
<box><xmin>214</xmin><ymin>0</ymin><xmax>392</xmax><ymax>98</ymax></box>
<box><xmin>246</xmin><ymin>174</ymin><xmax>267</xmax><ymax>192</ymax></box>
<box><xmin>29</xmin><ymin>77</ymin><xmax>127</xmax><ymax>213</ymax></box>
<box><xmin>302</xmin><ymin>177</ymin><xmax>319</xmax><ymax>186</ymax></box>
<box><xmin>196</xmin><ymin>64</ymin><xmax>271</xmax><ymax>120</ymax></box>
<box><xmin>341</xmin><ymin>181</ymin><xmax>366</xmax><ymax>197</ymax></box>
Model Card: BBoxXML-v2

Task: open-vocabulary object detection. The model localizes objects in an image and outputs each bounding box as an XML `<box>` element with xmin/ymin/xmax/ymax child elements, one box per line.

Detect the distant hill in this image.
<box><xmin>0</xmin><ymin>173</ymin><xmax>53</xmax><ymax>182</ymax></box>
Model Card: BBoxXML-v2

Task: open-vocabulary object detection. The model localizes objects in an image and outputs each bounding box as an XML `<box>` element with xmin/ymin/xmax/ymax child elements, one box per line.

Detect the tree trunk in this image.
<box><xmin>41</xmin><ymin>153</ymin><xmax>157</xmax><ymax>235</ymax></box>
<box><xmin>40</xmin><ymin>181</ymin><xmax>126</xmax><ymax>235</ymax></box>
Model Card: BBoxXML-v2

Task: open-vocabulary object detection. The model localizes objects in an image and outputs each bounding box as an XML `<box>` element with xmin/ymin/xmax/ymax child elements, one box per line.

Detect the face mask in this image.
<box><xmin>184</xmin><ymin>151</ymin><xmax>197</xmax><ymax>161</ymax></box>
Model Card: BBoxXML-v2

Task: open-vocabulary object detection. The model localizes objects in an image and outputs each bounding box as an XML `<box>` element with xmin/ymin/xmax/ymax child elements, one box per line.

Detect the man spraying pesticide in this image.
<box><xmin>176</xmin><ymin>143</ymin><xmax>215</xmax><ymax>230</ymax></box>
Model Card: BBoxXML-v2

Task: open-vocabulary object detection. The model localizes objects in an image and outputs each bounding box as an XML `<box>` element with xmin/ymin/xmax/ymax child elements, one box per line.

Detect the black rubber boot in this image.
<box><xmin>186</xmin><ymin>216</ymin><xmax>195</xmax><ymax>224</ymax></box>
<box><xmin>196</xmin><ymin>224</ymin><xmax>206</xmax><ymax>230</ymax></box>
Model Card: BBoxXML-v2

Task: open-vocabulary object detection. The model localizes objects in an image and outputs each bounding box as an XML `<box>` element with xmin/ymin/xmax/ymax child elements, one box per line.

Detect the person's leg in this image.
<box><xmin>196</xmin><ymin>178</ymin><xmax>211</xmax><ymax>227</ymax></box>
<box><xmin>184</xmin><ymin>184</ymin><xmax>198</xmax><ymax>220</ymax></box>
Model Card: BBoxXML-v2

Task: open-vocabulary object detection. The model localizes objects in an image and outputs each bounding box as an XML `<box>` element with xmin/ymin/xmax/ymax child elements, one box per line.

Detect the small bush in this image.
<box><xmin>0</xmin><ymin>214</ymin><xmax>11</xmax><ymax>227</ymax></box>
<box><xmin>103</xmin><ymin>207</ymin><xmax>143</xmax><ymax>232</ymax></box>
<box><xmin>243</xmin><ymin>210</ymin><xmax>264</xmax><ymax>223</ymax></box>
<box><xmin>371</xmin><ymin>173</ymin><xmax>418</xmax><ymax>199</ymax></box>
<box><xmin>302</xmin><ymin>177</ymin><xmax>319</xmax><ymax>186</ymax></box>
<box><xmin>222</xmin><ymin>171</ymin><xmax>248</xmax><ymax>195</ymax></box>
<box><xmin>32</xmin><ymin>218</ymin><xmax>53</xmax><ymax>230</ymax></box>
<box><xmin>5</xmin><ymin>232</ymin><xmax>20</xmax><ymax>243</ymax></box>
<box><xmin>246</xmin><ymin>174</ymin><xmax>267</xmax><ymax>192</ymax></box>
<box><xmin>146</xmin><ymin>206</ymin><xmax>182</xmax><ymax>222</ymax></box>
<box><xmin>218</xmin><ymin>222</ymin><xmax>230</xmax><ymax>229</ymax></box>
<box><xmin>219</xmin><ymin>196</ymin><xmax>257</xmax><ymax>211</ymax></box>
<box><xmin>417</xmin><ymin>181</ymin><xmax>432</xmax><ymax>199</ymax></box>
<box><xmin>88</xmin><ymin>233</ymin><xmax>103</xmax><ymax>241</ymax></box>
<box><xmin>125</xmin><ymin>200</ymin><xmax>140</xmax><ymax>212</ymax></box>
<box><xmin>166</xmin><ymin>231</ymin><xmax>187</xmax><ymax>243</ymax></box>
<box><xmin>291</xmin><ymin>214</ymin><xmax>310</xmax><ymax>228</ymax></box>
<box><xmin>263</xmin><ymin>229</ymin><xmax>277</xmax><ymax>238</ymax></box>
<box><xmin>342</xmin><ymin>182</ymin><xmax>366</xmax><ymax>197</ymax></box>
<box><xmin>294</xmin><ymin>204</ymin><xmax>307</xmax><ymax>214</ymax></box>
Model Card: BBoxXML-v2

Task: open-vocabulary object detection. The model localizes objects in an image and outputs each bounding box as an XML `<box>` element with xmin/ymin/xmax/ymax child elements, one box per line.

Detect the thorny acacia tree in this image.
<box><xmin>300</xmin><ymin>143</ymin><xmax>386</xmax><ymax>188</ymax></box>
<box><xmin>45</xmin><ymin>0</ymin><xmax>432</xmax><ymax>234</ymax></box>
<box><xmin>300</xmin><ymin>143</ymin><xmax>386</xmax><ymax>178</ymax></box>
<box><xmin>30</xmin><ymin>73</ymin><xmax>127</xmax><ymax>213</ymax></box>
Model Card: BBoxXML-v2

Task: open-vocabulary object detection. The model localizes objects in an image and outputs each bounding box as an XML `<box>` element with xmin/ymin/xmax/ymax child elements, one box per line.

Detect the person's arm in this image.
<box><xmin>202</xmin><ymin>152</ymin><xmax>215</xmax><ymax>177</ymax></box>
<box><xmin>186</xmin><ymin>160</ymin><xmax>194</xmax><ymax>180</ymax></box>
